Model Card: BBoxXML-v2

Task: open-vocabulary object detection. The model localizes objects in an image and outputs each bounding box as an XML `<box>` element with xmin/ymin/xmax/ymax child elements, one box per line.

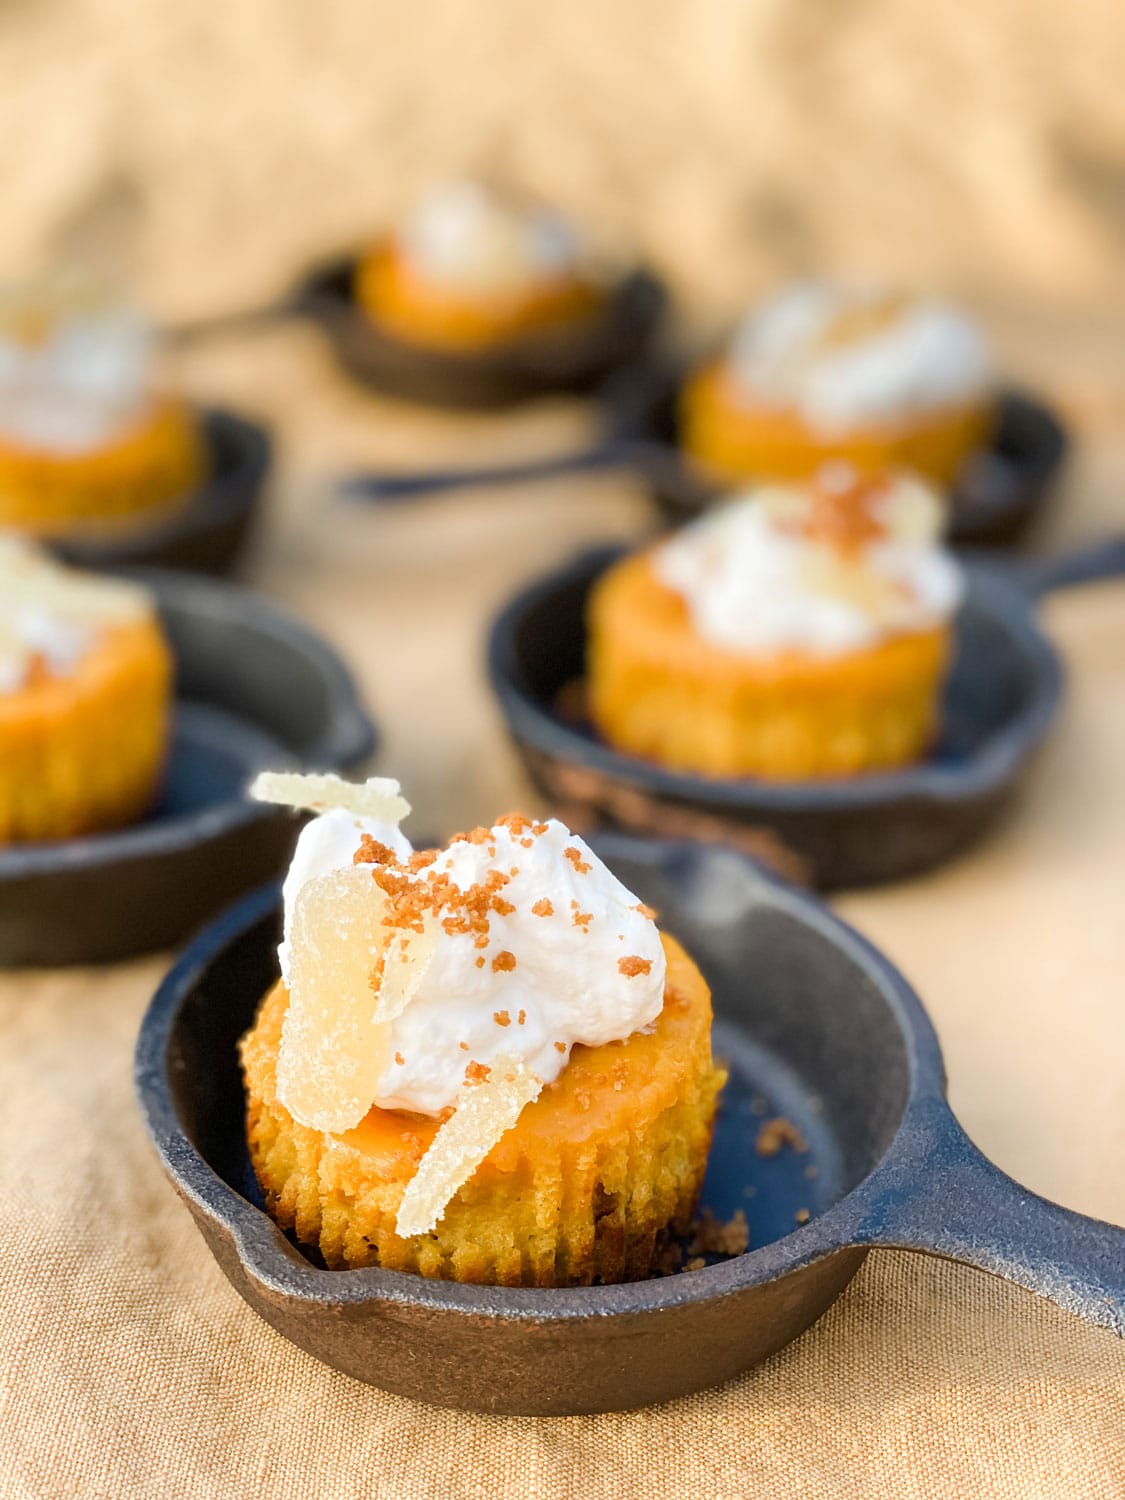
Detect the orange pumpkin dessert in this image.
<box><xmin>354</xmin><ymin>181</ymin><xmax>604</xmax><ymax>351</ymax></box>
<box><xmin>0</xmin><ymin>276</ymin><xmax>205</xmax><ymax>534</ymax></box>
<box><xmin>0</xmin><ymin>538</ymin><xmax>172</xmax><ymax>842</ymax></box>
<box><xmin>239</xmin><ymin>774</ymin><xmax>725</xmax><ymax>1286</ymax></box>
<box><xmin>679</xmin><ymin>282</ymin><xmax>994</xmax><ymax>490</ymax></box>
<box><xmin>588</xmin><ymin>467</ymin><xmax>964</xmax><ymax>780</ymax></box>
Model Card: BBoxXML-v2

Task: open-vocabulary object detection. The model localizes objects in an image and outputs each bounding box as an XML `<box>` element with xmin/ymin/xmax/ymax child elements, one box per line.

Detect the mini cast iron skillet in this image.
<box><xmin>487</xmin><ymin>538</ymin><xmax>1125</xmax><ymax>890</ymax></box>
<box><xmin>48</xmin><ymin>407</ymin><xmax>271</xmax><ymax>576</ymax></box>
<box><xmin>135</xmin><ymin>839</ymin><xmax>1125</xmax><ymax>1417</ymax></box>
<box><xmin>171</xmin><ymin>258</ymin><xmax>667</xmax><ymax>410</ymax></box>
<box><xmin>0</xmin><ymin>570</ymin><xmax>374</xmax><ymax>966</ymax></box>
<box><xmin>344</xmin><ymin>361</ymin><xmax>1067</xmax><ymax>549</ymax></box>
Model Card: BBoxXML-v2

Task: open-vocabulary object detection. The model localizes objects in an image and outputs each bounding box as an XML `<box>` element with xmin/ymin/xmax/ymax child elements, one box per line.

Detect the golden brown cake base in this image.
<box><xmin>240</xmin><ymin>934</ymin><xmax>725</xmax><ymax>1286</ymax></box>
<box><xmin>0</xmin><ymin>398</ymin><xmax>206</xmax><ymax>535</ymax></box>
<box><xmin>588</xmin><ymin>551</ymin><xmax>951</xmax><ymax>779</ymax></box>
<box><xmin>679</xmin><ymin>360</ymin><xmax>993</xmax><ymax>489</ymax></box>
<box><xmin>354</xmin><ymin>240</ymin><xmax>601</xmax><ymax>351</ymax></box>
<box><xmin>0</xmin><ymin>617</ymin><xmax>172</xmax><ymax>843</ymax></box>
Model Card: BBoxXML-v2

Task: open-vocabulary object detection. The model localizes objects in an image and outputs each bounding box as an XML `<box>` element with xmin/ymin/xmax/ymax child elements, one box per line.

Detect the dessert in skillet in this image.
<box><xmin>588</xmin><ymin>466</ymin><xmax>964</xmax><ymax>780</ymax></box>
<box><xmin>0</xmin><ymin>275</ymin><xmax>205</xmax><ymax>534</ymax></box>
<box><xmin>239</xmin><ymin>773</ymin><xmax>725</xmax><ymax>1286</ymax></box>
<box><xmin>354</xmin><ymin>181</ymin><xmax>606</xmax><ymax>352</ymax></box>
<box><xmin>679</xmin><ymin>282</ymin><xmax>994</xmax><ymax>490</ymax></box>
<box><xmin>0</xmin><ymin>537</ymin><xmax>172</xmax><ymax>841</ymax></box>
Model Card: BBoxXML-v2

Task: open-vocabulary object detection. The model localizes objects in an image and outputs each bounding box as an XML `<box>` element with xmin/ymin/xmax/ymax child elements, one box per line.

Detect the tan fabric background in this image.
<box><xmin>1</xmin><ymin>2</ymin><xmax>1125</xmax><ymax>1493</ymax></box>
<box><xmin>0</xmin><ymin>319</ymin><xmax>1123</xmax><ymax>1498</ymax></box>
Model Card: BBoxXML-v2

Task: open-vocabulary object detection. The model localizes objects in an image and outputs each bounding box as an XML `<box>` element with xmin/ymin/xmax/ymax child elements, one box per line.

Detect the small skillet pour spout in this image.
<box><xmin>135</xmin><ymin>837</ymin><xmax>1125</xmax><ymax>1416</ymax></box>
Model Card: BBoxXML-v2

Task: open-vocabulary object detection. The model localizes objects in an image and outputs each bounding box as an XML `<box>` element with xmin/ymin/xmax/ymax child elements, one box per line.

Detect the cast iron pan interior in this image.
<box><xmin>0</xmin><ymin>570</ymin><xmax>374</xmax><ymax>966</ymax></box>
<box><xmin>135</xmin><ymin>839</ymin><xmax>1125</xmax><ymax>1416</ymax></box>
<box><xmin>47</xmin><ymin>407</ymin><xmax>271</xmax><ymax>576</ymax></box>
<box><xmin>488</xmin><ymin>539</ymin><xmax>1125</xmax><ymax>889</ymax></box>
<box><xmin>292</xmin><ymin>257</ymin><xmax>668</xmax><ymax>409</ymax></box>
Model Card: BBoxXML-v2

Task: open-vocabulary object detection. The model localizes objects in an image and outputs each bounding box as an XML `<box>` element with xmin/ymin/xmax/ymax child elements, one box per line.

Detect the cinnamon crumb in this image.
<box><xmin>459</xmin><ymin>1041</ymin><xmax>469</xmax><ymax>1051</ymax></box>
<box><xmin>618</xmin><ymin>955</ymin><xmax>653</xmax><ymax>977</ymax></box>
<box><xmin>688</xmin><ymin>1209</ymin><xmax>749</xmax><ymax>1257</ymax></box>
<box><xmin>520</xmin><ymin>838</ymin><xmax>534</xmax><ymax>848</ymax></box>
<box><xmin>493</xmin><ymin>1010</ymin><xmax>511</xmax><ymax>1027</ymax></box>
<box><xmin>531</xmin><ymin>898</ymin><xmax>554</xmax><ymax>918</ymax></box>
<box><xmin>517</xmin><ymin>1009</ymin><xmax>526</xmax><ymax>1025</ymax></box>
<box><xmin>437</xmin><ymin>1105</ymin><xmax>456</xmax><ymax>1123</ymax></box>
<box><xmin>564</xmin><ymin>846</ymin><xmax>591</xmax><ymax>875</ymax></box>
<box><xmin>573</xmin><ymin>910</ymin><xmax>593</xmax><ymax>931</ymax></box>
<box><xmin>509</xmin><ymin>867</ymin><xmax>519</xmax><ymax>877</ymax></box>
<box><xmin>755</xmin><ymin>1117</ymin><xmax>809</xmax><ymax>1157</ymax></box>
<box><xmin>407</xmin><ymin>850</ymin><xmax>438</xmax><ymax>872</ymax></box>
<box><xmin>354</xmin><ymin>835</ymin><xmax>395</xmax><ymax>866</ymax></box>
<box><xmin>450</xmin><ymin>826</ymin><xmax>492</xmax><ymax>846</ymax></box>
<box><xmin>491</xmin><ymin>896</ymin><xmax>516</xmax><ymax>916</ymax></box>
<box><xmin>633</xmin><ymin>902</ymin><xmax>657</xmax><ymax>920</ymax></box>
<box><xmin>464</xmin><ymin>1060</ymin><xmax>491</xmax><ymax>1086</ymax></box>
<box><xmin>475</xmin><ymin>956</ymin><xmax>485</xmax><ymax>968</ymax></box>
<box><xmin>533</xmin><ymin>822</ymin><xmax>549</xmax><ymax>836</ymax></box>
<box><xmin>555</xmin><ymin>1041</ymin><xmax>567</xmax><ymax>1053</ymax></box>
<box><xmin>492</xmin><ymin>950</ymin><xmax>517</xmax><ymax>973</ymax></box>
<box><xmin>394</xmin><ymin>1052</ymin><xmax>404</xmax><ymax>1065</ymax></box>
<box><xmin>496</xmin><ymin>813</ymin><xmax>532</xmax><ymax>835</ymax></box>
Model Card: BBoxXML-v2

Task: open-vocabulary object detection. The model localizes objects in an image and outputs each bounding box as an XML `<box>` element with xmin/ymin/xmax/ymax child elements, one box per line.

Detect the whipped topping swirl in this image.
<box><xmin>273</xmin><ymin>800</ymin><xmax>666</xmax><ymax>1121</ymax></box>
<box><xmin>726</xmin><ymin>281</ymin><xmax>992</xmax><ymax>434</ymax></box>
<box><xmin>396</xmin><ymin>180</ymin><xmax>584</xmax><ymax>298</ymax></box>
<box><xmin>0</xmin><ymin>280</ymin><xmax>154</xmax><ymax>454</ymax></box>
<box><xmin>0</xmin><ymin>536</ymin><xmax>153</xmax><ymax>694</ymax></box>
<box><xmin>655</xmin><ymin>468</ymin><xmax>964</xmax><ymax>656</ymax></box>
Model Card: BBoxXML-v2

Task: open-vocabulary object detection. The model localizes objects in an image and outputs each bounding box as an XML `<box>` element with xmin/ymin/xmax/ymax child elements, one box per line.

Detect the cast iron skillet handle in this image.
<box><xmin>853</xmin><ymin>1099</ymin><xmax>1125</xmax><ymax>1335</ymax></box>
<box><xmin>996</xmin><ymin>536</ymin><xmax>1125</xmax><ymax>599</ymax></box>
<box><xmin>338</xmin><ymin>439</ymin><xmax>647</xmax><ymax>504</ymax></box>
<box><xmin>161</xmin><ymin>292</ymin><xmax>306</xmax><ymax>346</ymax></box>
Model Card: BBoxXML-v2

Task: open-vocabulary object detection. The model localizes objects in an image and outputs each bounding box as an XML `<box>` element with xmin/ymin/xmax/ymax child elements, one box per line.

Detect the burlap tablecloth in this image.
<box><xmin>1</xmin><ymin>322</ymin><xmax>1124</xmax><ymax>1499</ymax></box>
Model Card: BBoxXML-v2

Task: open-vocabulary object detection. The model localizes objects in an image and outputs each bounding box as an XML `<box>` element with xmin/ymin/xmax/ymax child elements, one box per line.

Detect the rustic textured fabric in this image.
<box><xmin>1</xmin><ymin>131</ymin><xmax>1125</xmax><ymax>1487</ymax></box>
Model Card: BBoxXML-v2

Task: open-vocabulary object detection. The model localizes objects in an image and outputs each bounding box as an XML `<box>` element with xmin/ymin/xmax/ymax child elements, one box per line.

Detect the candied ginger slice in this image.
<box><xmin>250</xmin><ymin>771</ymin><xmax>410</xmax><ymax>824</ymax></box>
<box><xmin>395</xmin><ymin>1060</ymin><xmax>543</xmax><ymax>1238</ymax></box>
<box><xmin>374</xmin><ymin>917</ymin><xmax>438</xmax><ymax>1025</ymax></box>
<box><xmin>277</xmin><ymin>866</ymin><xmax>394</xmax><ymax>1134</ymax></box>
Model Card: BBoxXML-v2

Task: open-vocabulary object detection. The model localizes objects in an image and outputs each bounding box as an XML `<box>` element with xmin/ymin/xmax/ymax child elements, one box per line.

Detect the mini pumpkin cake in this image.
<box><xmin>679</xmin><ymin>282</ymin><xmax>994</xmax><ymax>490</ymax></box>
<box><xmin>588</xmin><ymin>466</ymin><xmax>964</xmax><ymax>780</ymax></box>
<box><xmin>0</xmin><ymin>276</ymin><xmax>205</xmax><ymax>534</ymax></box>
<box><xmin>239</xmin><ymin>772</ymin><xmax>725</xmax><ymax>1286</ymax></box>
<box><xmin>0</xmin><ymin>537</ymin><xmax>172</xmax><ymax>842</ymax></box>
<box><xmin>354</xmin><ymin>181</ymin><xmax>605</xmax><ymax>351</ymax></box>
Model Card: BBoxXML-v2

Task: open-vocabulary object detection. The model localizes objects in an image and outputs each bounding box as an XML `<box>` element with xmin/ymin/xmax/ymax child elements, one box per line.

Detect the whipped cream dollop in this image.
<box><xmin>655</xmin><ymin>468</ymin><xmax>964</xmax><ymax>656</ymax></box>
<box><xmin>275</xmin><ymin>801</ymin><xmax>666</xmax><ymax>1120</ymax></box>
<box><xmin>0</xmin><ymin>280</ymin><xmax>154</xmax><ymax>454</ymax></box>
<box><xmin>0</xmin><ymin>536</ymin><xmax>153</xmax><ymax>694</ymax></box>
<box><xmin>396</xmin><ymin>180</ymin><xmax>584</xmax><ymax>297</ymax></box>
<box><xmin>726</xmin><ymin>281</ymin><xmax>993</xmax><ymax>434</ymax></box>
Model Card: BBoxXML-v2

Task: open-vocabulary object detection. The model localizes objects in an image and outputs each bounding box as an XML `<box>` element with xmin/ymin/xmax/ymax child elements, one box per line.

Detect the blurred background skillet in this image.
<box><xmin>487</xmin><ymin>537</ymin><xmax>1125</xmax><ymax>890</ymax></box>
<box><xmin>47</xmin><ymin>406</ymin><xmax>271</xmax><ymax>577</ymax></box>
<box><xmin>0</xmin><ymin>569</ymin><xmax>374</xmax><ymax>967</ymax></box>
<box><xmin>168</xmin><ymin>256</ymin><xmax>668</xmax><ymax>409</ymax></box>
<box><xmin>134</xmin><ymin>838</ymin><xmax>1125</xmax><ymax>1417</ymax></box>
<box><xmin>340</xmin><ymin>357</ymin><xmax>1068</xmax><ymax>549</ymax></box>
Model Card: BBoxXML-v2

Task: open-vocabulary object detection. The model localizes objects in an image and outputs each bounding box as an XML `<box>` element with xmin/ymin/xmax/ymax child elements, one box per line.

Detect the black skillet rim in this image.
<box><xmin>134</xmin><ymin>840</ymin><xmax>948</xmax><ymax>1322</ymax></box>
<box><xmin>0</xmin><ymin>569</ymin><xmax>375</xmax><ymax>881</ymax></box>
<box><xmin>486</xmin><ymin>546</ymin><xmax>1063</xmax><ymax>815</ymax></box>
<box><xmin>47</xmin><ymin>404</ymin><xmax>270</xmax><ymax>571</ymax></box>
<box><xmin>296</xmin><ymin>255</ymin><xmax>668</xmax><ymax>391</ymax></box>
